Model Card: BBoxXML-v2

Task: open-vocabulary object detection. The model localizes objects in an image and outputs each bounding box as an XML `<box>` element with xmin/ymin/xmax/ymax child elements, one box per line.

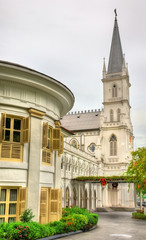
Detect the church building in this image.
<box><xmin>61</xmin><ymin>13</ymin><xmax>134</xmax><ymax>209</ymax></box>
<box><xmin>0</xmin><ymin>13</ymin><xmax>135</xmax><ymax>224</ymax></box>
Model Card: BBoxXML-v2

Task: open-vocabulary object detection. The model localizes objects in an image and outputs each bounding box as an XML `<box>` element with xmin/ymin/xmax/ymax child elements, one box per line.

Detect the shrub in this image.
<box><xmin>61</xmin><ymin>213</ymin><xmax>88</xmax><ymax>232</ymax></box>
<box><xmin>62</xmin><ymin>206</ymin><xmax>89</xmax><ymax>217</ymax></box>
<box><xmin>0</xmin><ymin>222</ymin><xmax>55</xmax><ymax>240</ymax></box>
<box><xmin>48</xmin><ymin>221</ymin><xmax>66</xmax><ymax>234</ymax></box>
<box><xmin>20</xmin><ymin>209</ymin><xmax>35</xmax><ymax>223</ymax></box>
<box><xmin>0</xmin><ymin>207</ymin><xmax>98</xmax><ymax>239</ymax></box>
<box><xmin>8</xmin><ymin>224</ymin><xmax>31</xmax><ymax>240</ymax></box>
<box><xmin>132</xmin><ymin>212</ymin><xmax>146</xmax><ymax>220</ymax></box>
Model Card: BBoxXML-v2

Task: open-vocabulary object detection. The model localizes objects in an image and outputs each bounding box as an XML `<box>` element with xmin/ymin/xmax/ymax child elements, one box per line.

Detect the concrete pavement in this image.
<box><xmin>58</xmin><ymin>212</ymin><xmax>146</xmax><ymax>240</ymax></box>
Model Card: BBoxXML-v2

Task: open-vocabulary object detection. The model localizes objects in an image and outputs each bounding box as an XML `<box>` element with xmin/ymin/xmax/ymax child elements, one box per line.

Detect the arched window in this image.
<box><xmin>110</xmin><ymin>109</ymin><xmax>114</xmax><ymax>122</ymax></box>
<box><xmin>110</xmin><ymin>135</ymin><xmax>117</xmax><ymax>156</ymax></box>
<box><xmin>71</xmin><ymin>139</ymin><xmax>78</xmax><ymax>148</ymax></box>
<box><xmin>112</xmin><ymin>84</ymin><xmax>117</xmax><ymax>97</ymax></box>
<box><xmin>117</xmin><ymin>109</ymin><xmax>121</xmax><ymax>122</ymax></box>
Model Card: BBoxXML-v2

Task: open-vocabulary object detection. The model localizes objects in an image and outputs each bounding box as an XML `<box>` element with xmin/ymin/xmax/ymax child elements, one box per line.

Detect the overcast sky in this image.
<box><xmin>0</xmin><ymin>0</ymin><xmax>146</xmax><ymax>149</ymax></box>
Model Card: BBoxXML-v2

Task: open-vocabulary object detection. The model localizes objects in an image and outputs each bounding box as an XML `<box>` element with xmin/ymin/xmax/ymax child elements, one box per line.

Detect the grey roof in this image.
<box><xmin>61</xmin><ymin>110</ymin><xmax>101</xmax><ymax>131</ymax></box>
<box><xmin>107</xmin><ymin>17</ymin><xmax>123</xmax><ymax>74</ymax></box>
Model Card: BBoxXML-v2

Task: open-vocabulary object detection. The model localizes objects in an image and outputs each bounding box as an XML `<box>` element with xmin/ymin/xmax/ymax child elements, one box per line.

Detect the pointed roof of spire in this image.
<box><xmin>107</xmin><ymin>11</ymin><xmax>123</xmax><ymax>74</ymax></box>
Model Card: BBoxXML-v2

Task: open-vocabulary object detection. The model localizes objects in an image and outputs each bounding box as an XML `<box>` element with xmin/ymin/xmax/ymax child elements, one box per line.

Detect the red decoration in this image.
<box><xmin>100</xmin><ymin>178</ymin><xmax>106</xmax><ymax>186</ymax></box>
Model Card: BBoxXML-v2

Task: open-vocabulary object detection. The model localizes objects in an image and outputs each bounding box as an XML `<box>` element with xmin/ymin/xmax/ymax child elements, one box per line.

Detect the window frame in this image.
<box><xmin>0</xmin><ymin>187</ymin><xmax>19</xmax><ymax>223</ymax></box>
<box><xmin>112</xmin><ymin>84</ymin><xmax>117</xmax><ymax>98</ymax></box>
<box><xmin>42</xmin><ymin>123</ymin><xmax>53</xmax><ymax>166</ymax></box>
<box><xmin>110</xmin><ymin>135</ymin><xmax>117</xmax><ymax>156</ymax></box>
<box><xmin>0</xmin><ymin>114</ymin><xmax>29</xmax><ymax>162</ymax></box>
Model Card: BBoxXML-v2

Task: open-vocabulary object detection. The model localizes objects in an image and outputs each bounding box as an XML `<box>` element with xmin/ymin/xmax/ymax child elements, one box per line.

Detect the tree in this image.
<box><xmin>125</xmin><ymin>147</ymin><xmax>146</xmax><ymax>209</ymax></box>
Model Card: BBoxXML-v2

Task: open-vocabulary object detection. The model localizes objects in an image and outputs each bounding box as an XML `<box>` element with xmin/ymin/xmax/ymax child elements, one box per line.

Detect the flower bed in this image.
<box><xmin>0</xmin><ymin>207</ymin><xmax>98</xmax><ymax>240</ymax></box>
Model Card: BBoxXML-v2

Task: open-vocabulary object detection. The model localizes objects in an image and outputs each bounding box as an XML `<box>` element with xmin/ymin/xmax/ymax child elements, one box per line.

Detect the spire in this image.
<box><xmin>102</xmin><ymin>58</ymin><xmax>106</xmax><ymax>78</ymax></box>
<box><xmin>107</xmin><ymin>10</ymin><xmax>123</xmax><ymax>74</ymax></box>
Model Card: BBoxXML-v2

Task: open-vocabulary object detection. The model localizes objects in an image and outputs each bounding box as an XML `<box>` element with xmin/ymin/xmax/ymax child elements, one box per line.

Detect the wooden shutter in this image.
<box><xmin>19</xmin><ymin>187</ymin><xmax>27</xmax><ymax>216</ymax></box>
<box><xmin>58</xmin><ymin>189</ymin><xmax>62</xmax><ymax>219</ymax></box>
<box><xmin>1</xmin><ymin>143</ymin><xmax>11</xmax><ymax>158</ymax></box>
<box><xmin>58</xmin><ymin>133</ymin><xmax>64</xmax><ymax>155</ymax></box>
<box><xmin>22</xmin><ymin>117</ymin><xmax>30</xmax><ymax>143</ymax></box>
<box><xmin>40</xmin><ymin>188</ymin><xmax>49</xmax><ymax>224</ymax></box>
<box><xmin>12</xmin><ymin>144</ymin><xmax>21</xmax><ymax>159</ymax></box>
<box><xmin>0</xmin><ymin>187</ymin><xmax>1</xmax><ymax>200</ymax></box>
<box><xmin>0</xmin><ymin>114</ymin><xmax>3</xmax><ymax>143</ymax></box>
<box><xmin>0</xmin><ymin>113</ymin><xmax>6</xmax><ymax>142</ymax></box>
<box><xmin>42</xmin><ymin>149</ymin><xmax>52</xmax><ymax>164</ymax></box>
<box><xmin>49</xmin><ymin>127</ymin><xmax>53</xmax><ymax>151</ymax></box>
<box><xmin>49</xmin><ymin>189</ymin><xmax>62</xmax><ymax>222</ymax></box>
<box><xmin>42</xmin><ymin>122</ymin><xmax>48</xmax><ymax>148</ymax></box>
<box><xmin>52</xmin><ymin>128</ymin><xmax>61</xmax><ymax>150</ymax></box>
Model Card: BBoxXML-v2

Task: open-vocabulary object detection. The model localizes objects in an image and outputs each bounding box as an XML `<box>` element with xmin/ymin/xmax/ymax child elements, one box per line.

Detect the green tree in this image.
<box><xmin>125</xmin><ymin>147</ymin><xmax>146</xmax><ymax>208</ymax></box>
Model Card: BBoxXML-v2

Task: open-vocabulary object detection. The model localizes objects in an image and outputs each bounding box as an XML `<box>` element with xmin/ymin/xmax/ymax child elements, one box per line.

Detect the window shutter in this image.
<box><xmin>22</xmin><ymin>117</ymin><xmax>30</xmax><ymax>143</ymax></box>
<box><xmin>52</xmin><ymin>128</ymin><xmax>61</xmax><ymax>151</ymax></box>
<box><xmin>0</xmin><ymin>114</ymin><xmax>3</xmax><ymax>143</ymax></box>
<box><xmin>40</xmin><ymin>188</ymin><xmax>49</xmax><ymax>224</ymax></box>
<box><xmin>42</xmin><ymin>122</ymin><xmax>48</xmax><ymax>148</ymax></box>
<box><xmin>49</xmin><ymin>127</ymin><xmax>53</xmax><ymax>151</ymax></box>
<box><xmin>58</xmin><ymin>133</ymin><xmax>64</xmax><ymax>155</ymax></box>
<box><xmin>1</xmin><ymin>143</ymin><xmax>11</xmax><ymax>158</ymax></box>
<box><xmin>42</xmin><ymin>149</ymin><xmax>52</xmax><ymax>164</ymax></box>
<box><xmin>0</xmin><ymin>113</ymin><xmax>6</xmax><ymax>142</ymax></box>
<box><xmin>19</xmin><ymin>187</ymin><xmax>27</xmax><ymax>216</ymax></box>
<box><xmin>0</xmin><ymin>187</ymin><xmax>1</xmax><ymax>200</ymax></box>
<box><xmin>49</xmin><ymin>189</ymin><xmax>62</xmax><ymax>222</ymax></box>
<box><xmin>12</xmin><ymin>144</ymin><xmax>21</xmax><ymax>159</ymax></box>
<box><xmin>58</xmin><ymin>189</ymin><xmax>62</xmax><ymax>219</ymax></box>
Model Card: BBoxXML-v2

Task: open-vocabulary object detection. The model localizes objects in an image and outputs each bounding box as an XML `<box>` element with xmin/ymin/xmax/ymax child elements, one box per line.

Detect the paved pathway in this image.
<box><xmin>58</xmin><ymin>212</ymin><xmax>146</xmax><ymax>240</ymax></box>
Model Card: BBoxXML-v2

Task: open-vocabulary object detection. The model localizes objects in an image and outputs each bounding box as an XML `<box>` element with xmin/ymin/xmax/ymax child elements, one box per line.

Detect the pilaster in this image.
<box><xmin>27</xmin><ymin>110</ymin><xmax>45</xmax><ymax>222</ymax></box>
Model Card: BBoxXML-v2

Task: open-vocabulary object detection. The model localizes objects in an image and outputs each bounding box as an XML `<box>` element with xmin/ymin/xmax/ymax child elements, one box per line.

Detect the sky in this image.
<box><xmin>0</xmin><ymin>0</ymin><xmax>146</xmax><ymax>149</ymax></box>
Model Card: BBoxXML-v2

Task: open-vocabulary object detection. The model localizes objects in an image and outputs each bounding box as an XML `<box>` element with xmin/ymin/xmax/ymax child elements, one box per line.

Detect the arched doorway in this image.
<box><xmin>85</xmin><ymin>189</ymin><xmax>88</xmax><ymax>208</ymax></box>
<box><xmin>66</xmin><ymin>187</ymin><xmax>69</xmax><ymax>207</ymax></box>
<box><xmin>94</xmin><ymin>190</ymin><xmax>96</xmax><ymax>209</ymax></box>
<box><xmin>73</xmin><ymin>187</ymin><xmax>76</xmax><ymax>206</ymax></box>
<box><xmin>80</xmin><ymin>189</ymin><xmax>83</xmax><ymax>208</ymax></box>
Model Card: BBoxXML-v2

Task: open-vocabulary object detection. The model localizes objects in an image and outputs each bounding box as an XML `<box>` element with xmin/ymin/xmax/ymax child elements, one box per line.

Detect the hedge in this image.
<box><xmin>0</xmin><ymin>207</ymin><xmax>98</xmax><ymax>239</ymax></box>
<box><xmin>132</xmin><ymin>212</ymin><xmax>146</xmax><ymax>220</ymax></box>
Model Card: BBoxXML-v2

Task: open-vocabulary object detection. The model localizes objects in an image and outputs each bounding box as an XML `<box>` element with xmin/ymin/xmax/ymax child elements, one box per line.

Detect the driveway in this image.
<box><xmin>58</xmin><ymin>212</ymin><xmax>145</xmax><ymax>240</ymax></box>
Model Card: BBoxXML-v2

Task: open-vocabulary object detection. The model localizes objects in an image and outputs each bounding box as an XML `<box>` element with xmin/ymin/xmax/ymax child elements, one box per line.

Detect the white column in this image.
<box><xmin>97</xmin><ymin>183</ymin><xmax>102</xmax><ymax>207</ymax></box>
<box><xmin>27</xmin><ymin>114</ymin><xmax>42</xmax><ymax>222</ymax></box>
<box><xmin>54</xmin><ymin>152</ymin><xmax>61</xmax><ymax>188</ymax></box>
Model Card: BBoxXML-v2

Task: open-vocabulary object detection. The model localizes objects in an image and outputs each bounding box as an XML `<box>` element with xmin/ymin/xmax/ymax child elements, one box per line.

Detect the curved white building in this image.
<box><xmin>0</xmin><ymin>61</ymin><xmax>74</xmax><ymax>223</ymax></box>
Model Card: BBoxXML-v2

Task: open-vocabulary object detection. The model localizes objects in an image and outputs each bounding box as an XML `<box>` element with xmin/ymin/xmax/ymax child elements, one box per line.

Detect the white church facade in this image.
<box><xmin>61</xmin><ymin>14</ymin><xmax>134</xmax><ymax>210</ymax></box>
<box><xmin>0</xmin><ymin>14</ymin><xmax>135</xmax><ymax>224</ymax></box>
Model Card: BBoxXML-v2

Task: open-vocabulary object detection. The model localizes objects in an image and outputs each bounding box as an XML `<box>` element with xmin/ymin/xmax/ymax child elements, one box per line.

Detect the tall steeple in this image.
<box><xmin>107</xmin><ymin>10</ymin><xmax>123</xmax><ymax>74</ymax></box>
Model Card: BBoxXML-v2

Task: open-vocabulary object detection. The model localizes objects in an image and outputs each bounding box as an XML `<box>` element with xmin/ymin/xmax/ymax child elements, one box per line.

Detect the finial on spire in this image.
<box><xmin>114</xmin><ymin>9</ymin><xmax>117</xmax><ymax>20</ymax></box>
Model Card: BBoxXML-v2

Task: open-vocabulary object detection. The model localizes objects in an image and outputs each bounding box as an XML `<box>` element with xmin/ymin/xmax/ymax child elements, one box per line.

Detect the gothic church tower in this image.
<box><xmin>101</xmin><ymin>13</ymin><xmax>133</xmax><ymax>175</ymax></box>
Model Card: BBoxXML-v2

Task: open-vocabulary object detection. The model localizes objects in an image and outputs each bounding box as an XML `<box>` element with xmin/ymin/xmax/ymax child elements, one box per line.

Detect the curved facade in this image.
<box><xmin>0</xmin><ymin>61</ymin><xmax>74</xmax><ymax>223</ymax></box>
